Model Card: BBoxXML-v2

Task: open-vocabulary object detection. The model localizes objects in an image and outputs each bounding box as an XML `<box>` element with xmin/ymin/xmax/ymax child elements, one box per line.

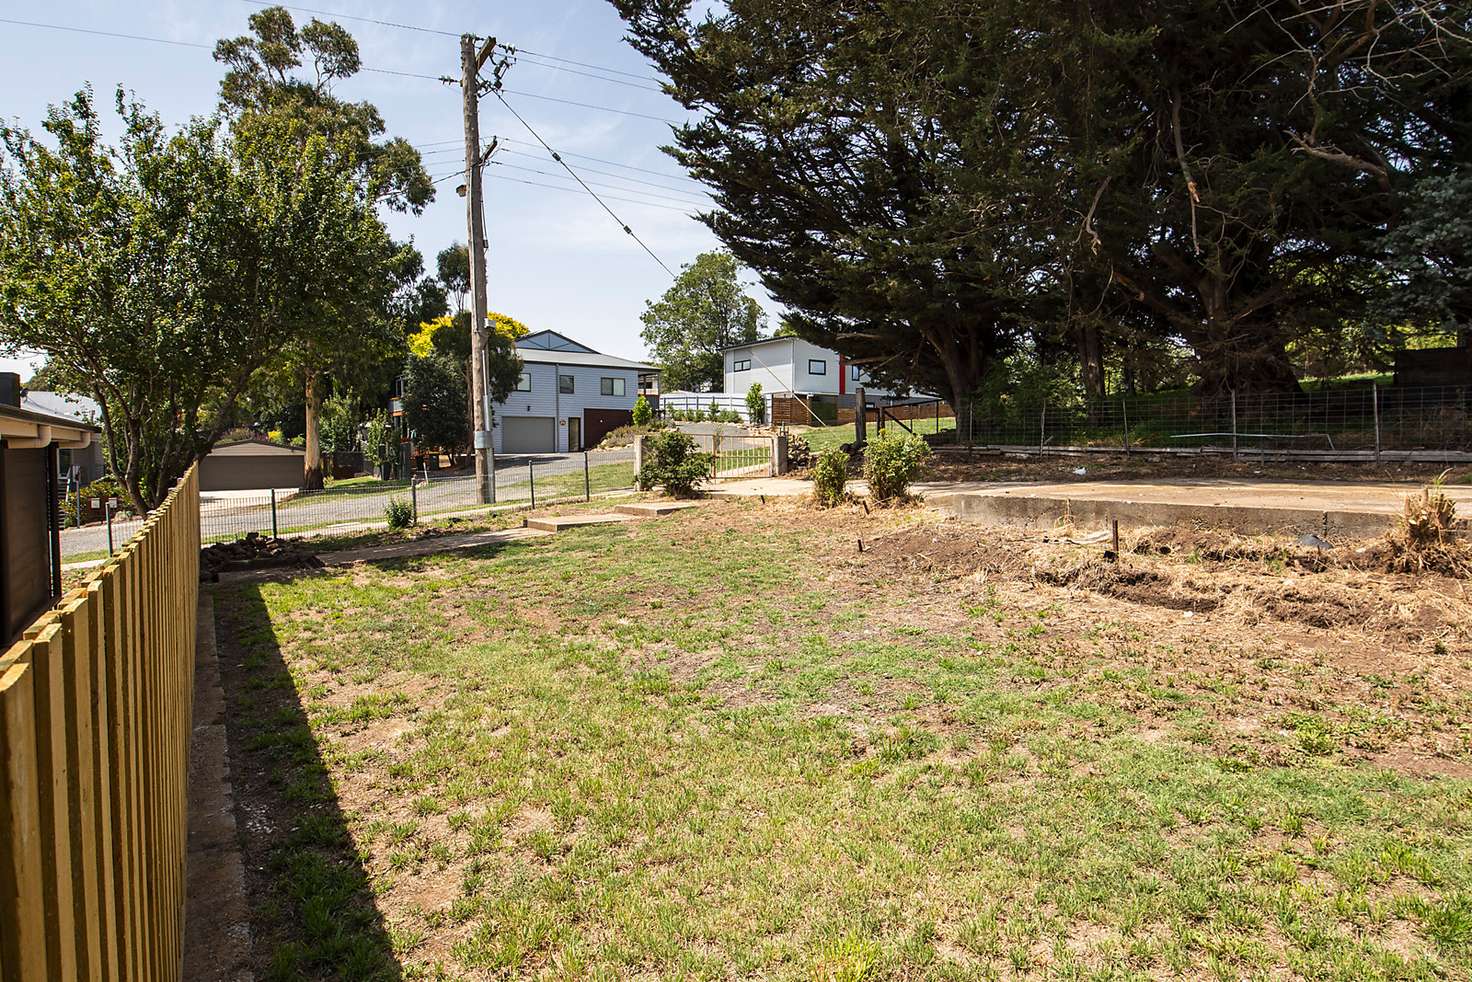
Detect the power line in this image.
<box><xmin>494</xmin><ymin>92</ymin><xmax>678</xmax><ymax>276</ymax></box>
<box><xmin>415</xmin><ymin>133</ymin><xmax>704</xmax><ymax>186</ymax></box>
<box><xmin>487</xmin><ymin>173</ymin><xmax>695</xmax><ymax>214</ymax></box>
<box><xmin>513</xmin><ymin>54</ymin><xmax>665</xmax><ymax>93</ymax></box>
<box><xmin>1</xmin><ymin>18</ymin><xmax>683</xmax><ymax>123</ymax></box>
<box><xmin>236</xmin><ymin>0</ymin><xmax>663</xmax><ymax>83</ymax></box>
<box><xmin>0</xmin><ymin>17</ymin><xmax>211</xmax><ymax>49</ymax></box>
<box><xmin>238</xmin><ymin>0</ymin><xmax>458</xmax><ymax>37</ymax></box>
<box><xmin>488</xmin><ymin>160</ymin><xmax>705</xmax><ymax>207</ymax></box>
<box><xmin>498</xmin><ymin>89</ymin><xmax>680</xmax><ymax>124</ymax></box>
<box><xmin>495</xmin><ymin>148</ymin><xmax>710</xmax><ymax>199</ymax></box>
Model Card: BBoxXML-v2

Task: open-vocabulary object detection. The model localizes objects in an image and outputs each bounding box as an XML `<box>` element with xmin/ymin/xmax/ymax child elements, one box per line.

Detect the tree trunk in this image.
<box><xmin>1076</xmin><ymin>322</ymin><xmax>1106</xmax><ymax>420</ymax></box>
<box><xmin>303</xmin><ymin>371</ymin><xmax>325</xmax><ymax>490</ymax></box>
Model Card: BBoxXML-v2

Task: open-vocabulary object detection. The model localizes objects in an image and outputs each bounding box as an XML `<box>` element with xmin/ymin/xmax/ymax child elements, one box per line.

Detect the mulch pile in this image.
<box><xmin>199</xmin><ymin>533</ymin><xmax>323</xmax><ymax>581</ymax></box>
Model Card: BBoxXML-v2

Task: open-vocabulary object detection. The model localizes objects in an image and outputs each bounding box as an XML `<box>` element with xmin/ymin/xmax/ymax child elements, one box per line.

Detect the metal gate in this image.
<box><xmin>689</xmin><ymin>433</ymin><xmax>774</xmax><ymax>478</ymax></box>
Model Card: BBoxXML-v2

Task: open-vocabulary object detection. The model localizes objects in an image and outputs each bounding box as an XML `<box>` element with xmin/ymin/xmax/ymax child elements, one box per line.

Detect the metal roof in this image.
<box><xmin>720</xmin><ymin>336</ymin><xmax>798</xmax><ymax>353</ymax></box>
<box><xmin>516</xmin><ymin>348</ymin><xmax>657</xmax><ymax>372</ymax></box>
<box><xmin>22</xmin><ymin>390</ymin><xmax>101</xmax><ymax>424</ymax></box>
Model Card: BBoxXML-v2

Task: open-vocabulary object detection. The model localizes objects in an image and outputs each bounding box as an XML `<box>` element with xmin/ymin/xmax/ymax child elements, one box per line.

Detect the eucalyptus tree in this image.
<box><xmin>214</xmin><ymin>5</ymin><xmax>433</xmax><ymax>487</ymax></box>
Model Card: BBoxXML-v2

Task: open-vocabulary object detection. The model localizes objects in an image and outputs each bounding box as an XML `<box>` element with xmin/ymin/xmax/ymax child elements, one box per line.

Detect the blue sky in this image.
<box><xmin>1</xmin><ymin>0</ymin><xmax>772</xmax><ymax>379</ymax></box>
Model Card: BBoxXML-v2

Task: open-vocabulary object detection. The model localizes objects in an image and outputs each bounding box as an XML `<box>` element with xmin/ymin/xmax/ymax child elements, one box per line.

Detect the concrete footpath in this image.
<box><xmin>712</xmin><ymin>476</ymin><xmax>1472</xmax><ymax>536</ymax></box>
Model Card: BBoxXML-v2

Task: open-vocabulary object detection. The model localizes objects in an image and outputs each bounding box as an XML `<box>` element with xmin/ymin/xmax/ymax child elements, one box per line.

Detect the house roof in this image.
<box><xmin>517</xmin><ymin>330</ymin><xmax>597</xmax><ymax>354</ymax></box>
<box><xmin>0</xmin><ymin>403</ymin><xmax>99</xmax><ymax>448</ymax></box>
<box><xmin>721</xmin><ymin>336</ymin><xmax>800</xmax><ymax>353</ymax></box>
<box><xmin>512</xmin><ymin>332</ymin><xmax>657</xmax><ymax>372</ymax></box>
<box><xmin>209</xmin><ymin>438</ymin><xmax>304</xmax><ymax>457</ymax></box>
<box><xmin>517</xmin><ymin>348</ymin><xmax>657</xmax><ymax>372</ymax></box>
<box><xmin>22</xmin><ymin>390</ymin><xmax>101</xmax><ymax>424</ymax></box>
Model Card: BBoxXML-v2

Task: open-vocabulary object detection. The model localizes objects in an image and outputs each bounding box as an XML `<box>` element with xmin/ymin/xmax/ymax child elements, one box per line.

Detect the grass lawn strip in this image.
<box><xmin>216</xmin><ymin>497</ymin><xmax>1472</xmax><ymax>980</ymax></box>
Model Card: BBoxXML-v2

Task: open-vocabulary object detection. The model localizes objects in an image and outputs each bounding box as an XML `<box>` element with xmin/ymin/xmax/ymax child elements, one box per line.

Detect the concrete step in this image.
<box><xmin>614</xmin><ymin>502</ymin><xmax>700</xmax><ymax>517</ymax></box>
<box><xmin>523</xmin><ymin>513</ymin><xmax>635</xmax><ymax>532</ymax></box>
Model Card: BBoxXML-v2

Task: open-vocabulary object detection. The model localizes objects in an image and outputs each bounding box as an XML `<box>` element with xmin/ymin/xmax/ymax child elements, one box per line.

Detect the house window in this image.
<box><xmin>808</xmin><ymin>359</ymin><xmax>827</xmax><ymax>375</ymax></box>
<box><xmin>733</xmin><ymin>359</ymin><xmax>751</xmax><ymax>372</ymax></box>
<box><xmin>515</xmin><ymin>373</ymin><xmax>532</xmax><ymax>392</ymax></box>
<box><xmin>559</xmin><ymin>375</ymin><xmax>575</xmax><ymax>394</ymax></box>
<box><xmin>851</xmin><ymin>365</ymin><xmax>862</xmax><ymax>381</ymax></box>
<box><xmin>600</xmin><ymin>377</ymin><xmax>626</xmax><ymax>397</ymax></box>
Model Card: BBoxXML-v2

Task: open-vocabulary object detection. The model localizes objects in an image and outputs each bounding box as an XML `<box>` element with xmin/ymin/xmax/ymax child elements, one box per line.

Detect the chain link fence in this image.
<box><xmin>935</xmin><ymin>384</ymin><xmax>1472</xmax><ymax>459</ymax></box>
<box><xmin>59</xmin><ymin>447</ymin><xmax>638</xmax><ymax>562</ymax></box>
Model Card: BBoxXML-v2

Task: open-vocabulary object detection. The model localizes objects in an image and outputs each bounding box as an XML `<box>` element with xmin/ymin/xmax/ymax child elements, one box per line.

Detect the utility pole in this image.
<box><xmin>461</xmin><ymin>34</ymin><xmax>500</xmax><ymax>503</ymax></box>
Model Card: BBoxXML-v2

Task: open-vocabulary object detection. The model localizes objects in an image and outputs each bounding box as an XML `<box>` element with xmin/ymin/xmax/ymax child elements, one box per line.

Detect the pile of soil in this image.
<box><xmin>200</xmin><ymin>533</ymin><xmax>323</xmax><ymax>581</ymax></box>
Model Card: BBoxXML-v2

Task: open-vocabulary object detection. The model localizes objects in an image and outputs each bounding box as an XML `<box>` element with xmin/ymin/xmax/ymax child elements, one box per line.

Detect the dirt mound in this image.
<box><xmin>200</xmin><ymin>533</ymin><xmax>322</xmax><ymax>580</ymax></box>
<box><xmin>860</xmin><ymin>524</ymin><xmax>1031</xmax><ymax>578</ymax></box>
<box><xmin>1031</xmin><ymin>556</ymin><xmax>1222</xmax><ymax>613</ymax></box>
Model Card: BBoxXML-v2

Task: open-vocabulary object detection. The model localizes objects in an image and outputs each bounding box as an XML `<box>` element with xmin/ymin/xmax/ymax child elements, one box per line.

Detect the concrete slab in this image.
<box><xmin>707</xmin><ymin>477</ymin><xmax>813</xmax><ymax>497</ymax></box>
<box><xmin>615</xmin><ymin>502</ymin><xmax>700</xmax><ymax>517</ymax></box>
<box><xmin>926</xmin><ymin>478</ymin><xmax>1472</xmax><ymax>537</ymax></box>
<box><xmin>184</xmin><ymin>593</ymin><xmax>254</xmax><ymax>982</ymax></box>
<box><xmin>524</xmin><ymin>513</ymin><xmax>636</xmax><ymax>532</ymax></box>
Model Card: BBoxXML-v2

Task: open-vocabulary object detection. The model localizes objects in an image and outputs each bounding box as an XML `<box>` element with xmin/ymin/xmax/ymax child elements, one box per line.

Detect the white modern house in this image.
<box><xmin>723</xmin><ymin>337</ymin><xmax>900</xmax><ymax>402</ymax></box>
<box><xmin>494</xmin><ymin>331</ymin><xmax>657</xmax><ymax>454</ymax></box>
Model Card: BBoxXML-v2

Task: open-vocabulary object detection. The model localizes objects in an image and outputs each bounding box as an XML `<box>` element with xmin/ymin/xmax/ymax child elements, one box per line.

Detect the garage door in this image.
<box><xmin>584</xmin><ymin>409</ymin><xmax>634</xmax><ymax>449</ymax></box>
<box><xmin>502</xmin><ymin>416</ymin><xmax>556</xmax><ymax>453</ymax></box>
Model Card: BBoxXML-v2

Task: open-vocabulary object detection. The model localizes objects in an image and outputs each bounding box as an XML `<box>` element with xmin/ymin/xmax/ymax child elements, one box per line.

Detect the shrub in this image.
<box><xmin>717</xmin><ymin>410</ymin><xmax>743</xmax><ymax>423</ymax></box>
<box><xmin>786</xmin><ymin>434</ymin><xmax>813</xmax><ymax>470</ymax></box>
<box><xmin>862</xmin><ymin>430</ymin><xmax>931</xmax><ymax>502</ymax></box>
<box><xmin>746</xmin><ymin>383</ymin><xmax>765</xmax><ymax>424</ymax></box>
<box><xmin>812</xmin><ymin>447</ymin><xmax>849</xmax><ymax>507</ymax></box>
<box><xmin>632</xmin><ymin>394</ymin><xmax>653</xmax><ymax>427</ymax></box>
<box><xmin>638</xmin><ymin>430</ymin><xmax>711</xmax><ymax>497</ymax></box>
<box><xmin>385</xmin><ymin>495</ymin><xmax>415</xmax><ymax>530</ymax></box>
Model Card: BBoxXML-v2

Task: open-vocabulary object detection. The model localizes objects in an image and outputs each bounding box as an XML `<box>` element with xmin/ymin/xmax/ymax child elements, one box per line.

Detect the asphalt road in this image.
<box><xmin>60</xmin><ymin>447</ymin><xmax>635</xmax><ymax>560</ymax></box>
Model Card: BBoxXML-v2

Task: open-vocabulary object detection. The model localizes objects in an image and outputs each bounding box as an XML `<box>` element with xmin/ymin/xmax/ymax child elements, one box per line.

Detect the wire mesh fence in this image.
<box><xmin>935</xmin><ymin>384</ymin><xmax>1472</xmax><ymax>458</ymax></box>
<box><xmin>58</xmin><ymin>447</ymin><xmax>639</xmax><ymax>562</ymax></box>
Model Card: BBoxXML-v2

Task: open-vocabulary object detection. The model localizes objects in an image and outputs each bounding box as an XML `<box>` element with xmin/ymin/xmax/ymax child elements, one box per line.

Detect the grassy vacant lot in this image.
<box><xmin>216</xmin><ymin>498</ymin><xmax>1471</xmax><ymax>980</ymax></box>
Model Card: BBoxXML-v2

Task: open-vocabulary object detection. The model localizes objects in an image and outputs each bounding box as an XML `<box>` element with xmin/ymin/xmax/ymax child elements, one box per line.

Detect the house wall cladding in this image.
<box><xmin>494</xmin><ymin>362</ymin><xmax>642</xmax><ymax>454</ymax></box>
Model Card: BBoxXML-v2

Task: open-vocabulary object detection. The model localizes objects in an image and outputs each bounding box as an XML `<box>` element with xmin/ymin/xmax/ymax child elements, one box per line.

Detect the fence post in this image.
<box><xmin>854</xmin><ymin>386</ymin><xmax>867</xmax><ymax>447</ymax></box>
<box><xmin>1372</xmin><ymin>383</ymin><xmax>1381</xmax><ymax>462</ymax></box>
<box><xmin>1039</xmin><ymin>401</ymin><xmax>1047</xmax><ymax>456</ymax></box>
<box><xmin>1230</xmin><ymin>390</ymin><xmax>1238</xmax><ymax>459</ymax></box>
<box><xmin>1121</xmin><ymin>398</ymin><xmax>1131</xmax><ymax>457</ymax></box>
<box><xmin>106</xmin><ymin>502</ymin><xmax>114</xmax><ymax>556</ymax></box>
<box><xmin>774</xmin><ymin>434</ymin><xmax>788</xmax><ymax>476</ymax></box>
<box><xmin>269</xmin><ymin>489</ymin><xmax>278</xmax><ymax>538</ymax></box>
<box><xmin>410</xmin><ymin>478</ymin><xmax>418</xmax><ymax>525</ymax></box>
<box><xmin>633</xmin><ymin>435</ymin><xmax>645</xmax><ymax>488</ymax></box>
<box><xmin>528</xmin><ymin>459</ymin><xmax>536</xmax><ymax>509</ymax></box>
<box><xmin>584</xmin><ymin>450</ymin><xmax>590</xmax><ymax>502</ymax></box>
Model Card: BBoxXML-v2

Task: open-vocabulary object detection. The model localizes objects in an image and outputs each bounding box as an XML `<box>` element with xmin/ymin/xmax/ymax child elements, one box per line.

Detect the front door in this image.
<box><xmin>568</xmin><ymin>416</ymin><xmax>582</xmax><ymax>452</ymax></box>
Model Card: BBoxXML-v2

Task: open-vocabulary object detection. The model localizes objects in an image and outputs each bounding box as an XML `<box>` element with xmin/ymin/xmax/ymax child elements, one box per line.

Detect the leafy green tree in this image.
<box><xmin>214</xmin><ymin>6</ymin><xmax>432</xmax><ymax>487</ymax></box>
<box><xmin>403</xmin><ymin>350</ymin><xmax>470</xmax><ymax>464</ymax></box>
<box><xmin>318</xmin><ymin>391</ymin><xmax>360</xmax><ymax>456</ymax></box>
<box><xmin>745</xmin><ymin>383</ymin><xmax>765</xmax><ymax>424</ymax></box>
<box><xmin>1376</xmin><ymin>168</ymin><xmax>1472</xmax><ymax>348</ymax></box>
<box><xmin>615</xmin><ymin>3</ymin><xmax>1052</xmax><ymax>414</ymax></box>
<box><xmin>0</xmin><ymin>88</ymin><xmax>381</xmax><ymax>511</ymax></box>
<box><xmin>640</xmin><ymin>251</ymin><xmax>766</xmax><ymax>391</ymax></box>
<box><xmin>437</xmin><ymin>243</ymin><xmax>471</xmax><ymax>315</ymax></box>
<box><xmin>632</xmin><ymin>394</ymin><xmax>654</xmax><ymax>427</ymax></box>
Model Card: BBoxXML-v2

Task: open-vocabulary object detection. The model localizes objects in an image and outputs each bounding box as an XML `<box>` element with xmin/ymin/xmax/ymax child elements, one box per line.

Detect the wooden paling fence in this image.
<box><xmin>0</xmin><ymin>466</ymin><xmax>200</xmax><ymax>981</ymax></box>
